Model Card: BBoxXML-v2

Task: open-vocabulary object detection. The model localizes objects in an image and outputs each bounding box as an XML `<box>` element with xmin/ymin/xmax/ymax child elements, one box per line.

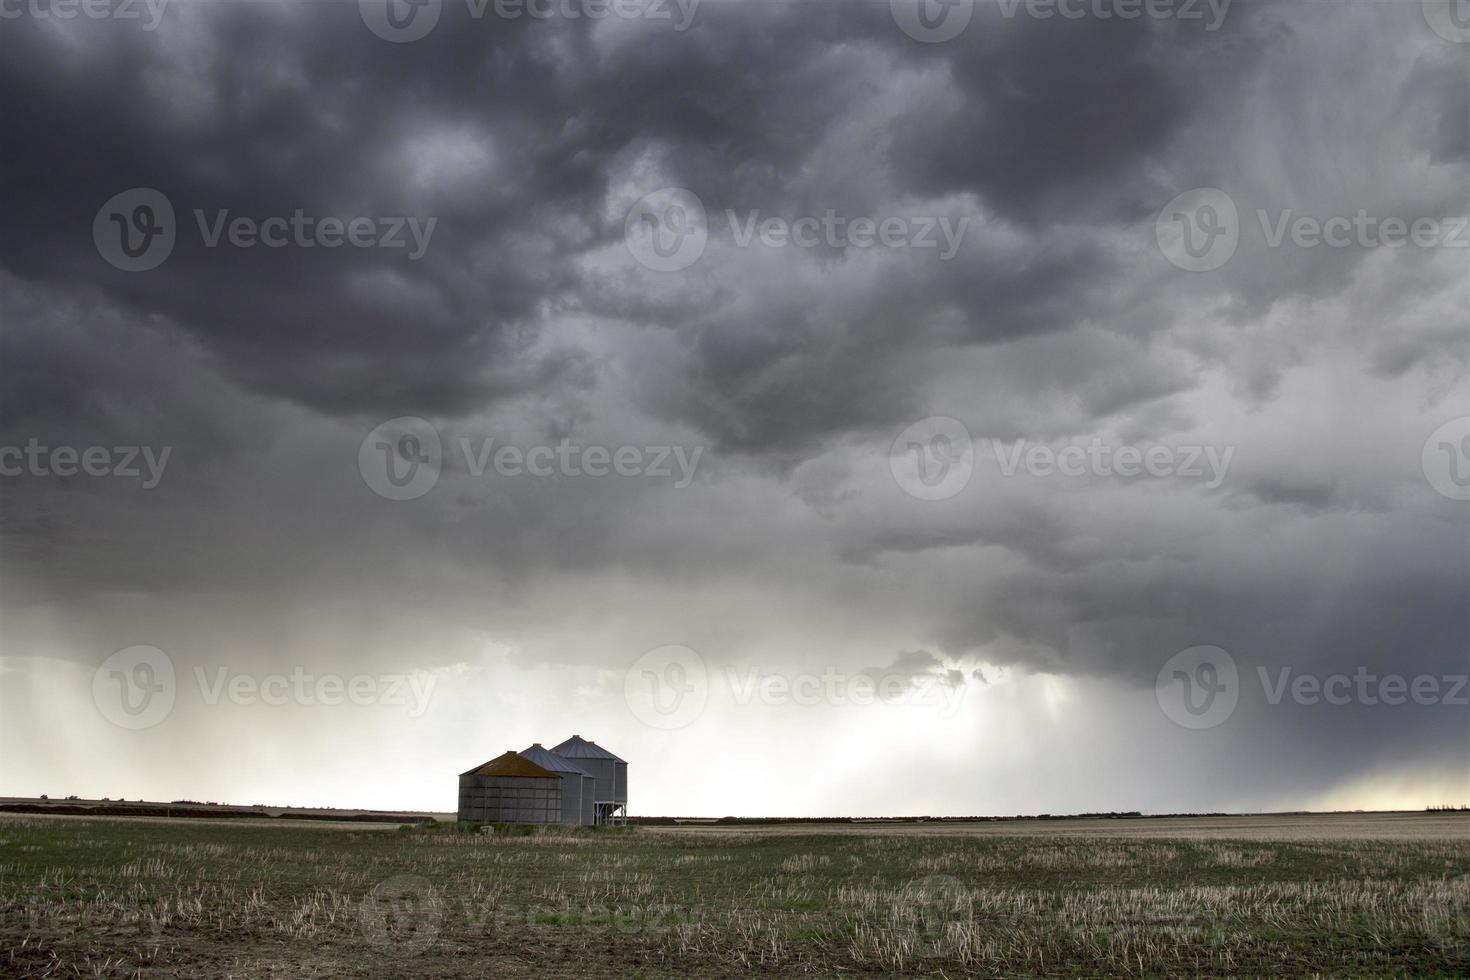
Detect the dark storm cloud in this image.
<box><xmin>886</xmin><ymin>4</ymin><xmax>1279</xmax><ymax>228</ymax></box>
<box><xmin>1</xmin><ymin>0</ymin><xmax>1295</xmax><ymax>441</ymax></box>
<box><xmin>0</xmin><ymin>2</ymin><xmax>608</xmax><ymax>415</ymax></box>
<box><xmin>0</xmin><ymin>0</ymin><xmax>885</xmax><ymax>421</ymax></box>
<box><xmin>0</xmin><ymin>0</ymin><xmax>1465</xmax><ymax>813</ymax></box>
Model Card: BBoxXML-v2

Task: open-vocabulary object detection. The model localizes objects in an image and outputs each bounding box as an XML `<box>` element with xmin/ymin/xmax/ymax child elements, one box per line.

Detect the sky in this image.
<box><xmin>0</xmin><ymin>0</ymin><xmax>1466</xmax><ymax>817</ymax></box>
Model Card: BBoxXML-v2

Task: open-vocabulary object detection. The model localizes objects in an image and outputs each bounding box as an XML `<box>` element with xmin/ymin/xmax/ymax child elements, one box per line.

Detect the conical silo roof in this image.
<box><xmin>460</xmin><ymin>750</ymin><xmax>559</xmax><ymax>778</ymax></box>
<box><xmin>519</xmin><ymin>743</ymin><xmax>591</xmax><ymax>775</ymax></box>
<box><xmin>551</xmin><ymin>735</ymin><xmax>626</xmax><ymax>762</ymax></box>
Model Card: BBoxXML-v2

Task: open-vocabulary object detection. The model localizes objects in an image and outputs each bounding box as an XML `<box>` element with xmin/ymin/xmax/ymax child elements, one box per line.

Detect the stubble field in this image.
<box><xmin>1</xmin><ymin>812</ymin><xmax>1467</xmax><ymax>977</ymax></box>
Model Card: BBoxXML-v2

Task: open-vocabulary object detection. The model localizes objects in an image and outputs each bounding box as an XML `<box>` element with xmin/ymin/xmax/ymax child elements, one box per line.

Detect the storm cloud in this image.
<box><xmin>0</xmin><ymin>0</ymin><xmax>1465</xmax><ymax>815</ymax></box>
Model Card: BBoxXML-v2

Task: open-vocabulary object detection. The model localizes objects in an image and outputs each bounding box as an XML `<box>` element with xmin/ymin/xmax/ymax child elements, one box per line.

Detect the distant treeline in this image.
<box><xmin>1</xmin><ymin>803</ymin><xmax>270</xmax><ymax>819</ymax></box>
<box><xmin>0</xmin><ymin>802</ymin><xmax>434</xmax><ymax>824</ymax></box>
<box><xmin>628</xmin><ymin>809</ymin><xmax>1464</xmax><ymax>824</ymax></box>
<box><xmin>625</xmin><ymin>811</ymin><xmax>1192</xmax><ymax>825</ymax></box>
<box><xmin>284</xmin><ymin>811</ymin><xmax>437</xmax><ymax>824</ymax></box>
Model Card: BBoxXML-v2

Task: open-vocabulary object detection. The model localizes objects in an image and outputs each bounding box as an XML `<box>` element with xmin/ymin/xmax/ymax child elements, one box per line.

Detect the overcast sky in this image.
<box><xmin>0</xmin><ymin>0</ymin><xmax>1466</xmax><ymax>816</ymax></box>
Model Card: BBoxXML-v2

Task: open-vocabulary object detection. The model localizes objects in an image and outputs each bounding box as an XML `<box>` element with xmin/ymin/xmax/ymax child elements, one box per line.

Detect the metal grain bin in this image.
<box><xmin>551</xmin><ymin>735</ymin><xmax>627</xmax><ymax>825</ymax></box>
<box><xmin>578</xmin><ymin>771</ymin><xmax>596</xmax><ymax>825</ymax></box>
<box><xmin>518</xmin><ymin>743</ymin><xmax>595</xmax><ymax>825</ymax></box>
<box><xmin>457</xmin><ymin>751</ymin><xmax>561</xmax><ymax>824</ymax></box>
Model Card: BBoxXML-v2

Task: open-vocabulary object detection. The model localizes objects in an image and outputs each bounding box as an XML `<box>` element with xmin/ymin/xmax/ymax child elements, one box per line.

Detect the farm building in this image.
<box><xmin>457</xmin><ymin>751</ymin><xmax>561</xmax><ymax>824</ymax></box>
<box><xmin>518</xmin><ymin>743</ymin><xmax>595</xmax><ymax>825</ymax></box>
<box><xmin>457</xmin><ymin>736</ymin><xmax>627</xmax><ymax>825</ymax></box>
<box><xmin>551</xmin><ymin>735</ymin><xmax>627</xmax><ymax>826</ymax></box>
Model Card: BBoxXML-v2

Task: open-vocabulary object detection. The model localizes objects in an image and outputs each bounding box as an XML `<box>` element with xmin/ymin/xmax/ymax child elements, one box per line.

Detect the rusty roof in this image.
<box><xmin>460</xmin><ymin>750</ymin><xmax>559</xmax><ymax>778</ymax></box>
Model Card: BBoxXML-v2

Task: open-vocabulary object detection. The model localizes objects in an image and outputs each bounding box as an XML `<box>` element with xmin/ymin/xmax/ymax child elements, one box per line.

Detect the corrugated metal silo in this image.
<box><xmin>518</xmin><ymin>743</ymin><xmax>595</xmax><ymax>825</ymax></box>
<box><xmin>578</xmin><ymin>771</ymin><xmax>595</xmax><ymax>825</ymax></box>
<box><xmin>551</xmin><ymin>735</ymin><xmax>627</xmax><ymax>824</ymax></box>
<box><xmin>457</xmin><ymin>751</ymin><xmax>561</xmax><ymax>824</ymax></box>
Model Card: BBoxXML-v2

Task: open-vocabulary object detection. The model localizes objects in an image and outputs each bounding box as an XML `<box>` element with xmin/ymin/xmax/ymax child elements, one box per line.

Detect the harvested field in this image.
<box><xmin>1</xmin><ymin>812</ymin><xmax>1467</xmax><ymax>977</ymax></box>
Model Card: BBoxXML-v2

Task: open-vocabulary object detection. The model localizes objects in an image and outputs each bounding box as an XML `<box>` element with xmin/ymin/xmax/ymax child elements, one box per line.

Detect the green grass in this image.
<box><xmin>1</xmin><ymin>815</ymin><xmax>1467</xmax><ymax>977</ymax></box>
